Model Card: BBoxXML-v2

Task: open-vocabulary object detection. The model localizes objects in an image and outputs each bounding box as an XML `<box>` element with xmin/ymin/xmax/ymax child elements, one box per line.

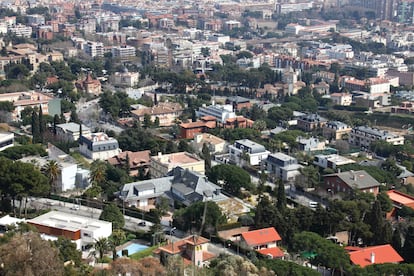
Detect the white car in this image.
<box><xmin>70</xmin><ymin>205</ymin><xmax>80</xmax><ymax>210</ymax></box>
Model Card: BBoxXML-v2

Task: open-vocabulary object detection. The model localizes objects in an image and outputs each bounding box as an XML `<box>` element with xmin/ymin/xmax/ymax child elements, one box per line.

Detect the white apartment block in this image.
<box><xmin>196</xmin><ymin>104</ymin><xmax>236</xmax><ymax>123</ymax></box>
<box><xmin>84</xmin><ymin>41</ymin><xmax>104</xmax><ymax>58</ymax></box>
<box><xmin>110</xmin><ymin>71</ymin><xmax>140</xmax><ymax>87</ymax></box>
<box><xmin>229</xmin><ymin>139</ymin><xmax>270</xmax><ymax>167</ymax></box>
<box><xmin>8</xmin><ymin>24</ymin><xmax>32</xmax><ymax>38</ymax></box>
<box><xmin>349</xmin><ymin>126</ymin><xmax>405</xmax><ymax>148</ymax></box>
<box><xmin>111</xmin><ymin>45</ymin><xmax>136</xmax><ymax>59</ymax></box>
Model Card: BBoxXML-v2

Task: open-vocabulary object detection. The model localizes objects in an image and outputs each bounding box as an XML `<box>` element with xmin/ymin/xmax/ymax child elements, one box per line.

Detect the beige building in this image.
<box><xmin>191</xmin><ymin>133</ymin><xmax>227</xmax><ymax>154</ymax></box>
<box><xmin>150</xmin><ymin>151</ymin><xmax>205</xmax><ymax>178</ymax></box>
<box><xmin>323</xmin><ymin>121</ymin><xmax>352</xmax><ymax>140</ymax></box>
<box><xmin>330</xmin><ymin>93</ymin><xmax>352</xmax><ymax>106</ymax></box>
<box><xmin>131</xmin><ymin>102</ymin><xmax>183</xmax><ymax>127</ymax></box>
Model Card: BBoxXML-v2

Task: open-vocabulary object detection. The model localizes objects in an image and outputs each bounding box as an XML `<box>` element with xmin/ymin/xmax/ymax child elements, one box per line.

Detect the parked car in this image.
<box><xmin>138</xmin><ymin>221</ymin><xmax>146</xmax><ymax>226</ymax></box>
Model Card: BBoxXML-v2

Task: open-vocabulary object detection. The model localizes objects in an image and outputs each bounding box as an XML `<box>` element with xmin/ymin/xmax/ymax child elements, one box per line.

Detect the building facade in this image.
<box><xmin>79</xmin><ymin>132</ymin><xmax>121</xmax><ymax>160</ymax></box>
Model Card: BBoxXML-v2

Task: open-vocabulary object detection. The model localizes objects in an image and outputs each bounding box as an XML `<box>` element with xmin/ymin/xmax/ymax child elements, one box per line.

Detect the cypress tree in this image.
<box><xmin>31</xmin><ymin>110</ymin><xmax>40</xmax><ymax>143</ymax></box>
<box><xmin>401</xmin><ymin>225</ymin><xmax>414</xmax><ymax>263</ymax></box>
<box><xmin>202</xmin><ymin>143</ymin><xmax>211</xmax><ymax>174</ymax></box>
<box><xmin>39</xmin><ymin>106</ymin><xmax>44</xmax><ymax>143</ymax></box>
<box><xmin>276</xmin><ymin>179</ymin><xmax>287</xmax><ymax>213</ymax></box>
<box><xmin>365</xmin><ymin>200</ymin><xmax>384</xmax><ymax>245</ymax></box>
<box><xmin>392</xmin><ymin>227</ymin><xmax>402</xmax><ymax>253</ymax></box>
<box><xmin>53</xmin><ymin>114</ymin><xmax>59</xmax><ymax>135</ymax></box>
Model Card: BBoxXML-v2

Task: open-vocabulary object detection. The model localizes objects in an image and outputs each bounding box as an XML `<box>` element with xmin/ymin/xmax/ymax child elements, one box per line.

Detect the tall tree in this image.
<box><xmin>92</xmin><ymin>237</ymin><xmax>110</xmax><ymax>262</ymax></box>
<box><xmin>53</xmin><ymin>114</ymin><xmax>59</xmax><ymax>135</ymax></box>
<box><xmin>365</xmin><ymin>200</ymin><xmax>384</xmax><ymax>245</ymax></box>
<box><xmin>31</xmin><ymin>110</ymin><xmax>40</xmax><ymax>143</ymax></box>
<box><xmin>392</xmin><ymin>227</ymin><xmax>402</xmax><ymax>253</ymax></box>
<box><xmin>202</xmin><ymin>143</ymin><xmax>212</xmax><ymax>174</ymax></box>
<box><xmin>99</xmin><ymin>203</ymin><xmax>125</xmax><ymax>229</ymax></box>
<box><xmin>401</xmin><ymin>225</ymin><xmax>414</xmax><ymax>263</ymax></box>
<box><xmin>276</xmin><ymin>179</ymin><xmax>287</xmax><ymax>213</ymax></box>
<box><xmin>42</xmin><ymin>160</ymin><xmax>61</xmax><ymax>194</ymax></box>
<box><xmin>38</xmin><ymin>105</ymin><xmax>45</xmax><ymax>143</ymax></box>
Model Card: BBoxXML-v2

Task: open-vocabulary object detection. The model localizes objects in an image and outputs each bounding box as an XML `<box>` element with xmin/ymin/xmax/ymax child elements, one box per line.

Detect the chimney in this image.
<box><xmin>370</xmin><ymin>252</ymin><xmax>375</xmax><ymax>264</ymax></box>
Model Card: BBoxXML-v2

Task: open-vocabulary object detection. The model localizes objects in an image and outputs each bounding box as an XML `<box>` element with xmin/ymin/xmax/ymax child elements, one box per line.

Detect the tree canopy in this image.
<box><xmin>207</xmin><ymin>164</ymin><xmax>253</xmax><ymax>197</ymax></box>
<box><xmin>99</xmin><ymin>203</ymin><xmax>125</xmax><ymax>230</ymax></box>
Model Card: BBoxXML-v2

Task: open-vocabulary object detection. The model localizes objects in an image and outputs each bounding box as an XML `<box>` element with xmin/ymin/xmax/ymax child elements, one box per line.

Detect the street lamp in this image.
<box><xmin>169</xmin><ymin>227</ymin><xmax>176</xmax><ymax>237</ymax></box>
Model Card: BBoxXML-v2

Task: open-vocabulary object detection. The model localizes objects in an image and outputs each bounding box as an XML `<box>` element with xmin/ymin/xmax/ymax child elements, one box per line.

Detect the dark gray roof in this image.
<box><xmin>226</xmin><ymin>96</ymin><xmax>250</xmax><ymax>103</ymax></box>
<box><xmin>325</xmin><ymin>170</ymin><xmax>380</xmax><ymax>189</ymax></box>
<box><xmin>235</xmin><ymin>139</ymin><xmax>266</xmax><ymax>154</ymax></box>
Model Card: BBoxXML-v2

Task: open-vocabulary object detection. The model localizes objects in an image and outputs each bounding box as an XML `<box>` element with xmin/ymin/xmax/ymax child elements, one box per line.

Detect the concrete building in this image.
<box><xmin>297</xmin><ymin>137</ymin><xmax>326</xmax><ymax>152</ymax></box>
<box><xmin>313</xmin><ymin>154</ymin><xmax>355</xmax><ymax>169</ymax></box>
<box><xmin>110</xmin><ymin>71</ymin><xmax>140</xmax><ymax>87</ymax></box>
<box><xmin>264</xmin><ymin>152</ymin><xmax>303</xmax><ymax>182</ymax></box>
<box><xmin>28</xmin><ymin>211</ymin><xmax>112</xmax><ymax>251</ymax></box>
<box><xmin>196</xmin><ymin>104</ymin><xmax>236</xmax><ymax>124</ymax></box>
<box><xmin>330</xmin><ymin>93</ymin><xmax>353</xmax><ymax>106</ymax></box>
<box><xmin>84</xmin><ymin>41</ymin><xmax>104</xmax><ymax>58</ymax></box>
<box><xmin>150</xmin><ymin>152</ymin><xmax>205</xmax><ymax>178</ymax></box>
<box><xmin>55</xmin><ymin>122</ymin><xmax>91</xmax><ymax>142</ymax></box>
<box><xmin>8</xmin><ymin>24</ymin><xmax>32</xmax><ymax>37</ymax></box>
<box><xmin>131</xmin><ymin>102</ymin><xmax>183</xmax><ymax>127</ymax></box>
<box><xmin>79</xmin><ymin>132</ymin><xmax>121</xmax><ymax>160</ymax></box>
<box><xmin>0</xmin><ymin>132</ymin><xmax>14</xmax><ymax>151</ymax></box>
<box><xmin>297</xmin><ymin>114</ymin><xmax>327</xmax><ymax>131</ymax></box>
<box><xmin>111</xmin><ymin>45</ymin><xmax>136</xmax><ymax>60</ymax></box>
<box><xmin>229</xmin><ymin>139</ymin><xmax>270</xmax><ymax>167</ymax></box>
<box><xmin>323</xmin><ymin>121</ymin><xmax>352</xmax><ymax>140</ymax></box>
<box><xmin>349</xmin><ymin>126</ymin><xmax>405</xmax><ymax>148</ymax></box>
<box><xmin>191</xmin><ymin>133</ymin><xmax>227</xmax><ymax>154</ymax></box>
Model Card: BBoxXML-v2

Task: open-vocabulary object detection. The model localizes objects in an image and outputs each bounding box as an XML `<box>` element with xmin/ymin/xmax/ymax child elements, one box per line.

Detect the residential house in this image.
<box><xmin>179</xmin><ymin>116</ymin><xmax>216</xmax><ymax>139</ymax></box>
<box><xmin>297</xmin><ymin>114</ymin><xmax>327</xmax><ymax>131</ymax></box>
<box><xmin>150</xmin><ymin>152</ymin><xmax>205</xmax><ymax>178</ymax></box>
<box><xmin>75</xmin><ymin>73</ymin><xmax>101</xmax><ymax>95</ymax></box>
<box><xmin>225</xmin><ymin>96</ymin><xmax>251</xmax><ymax>111</ymax></box>
<box><xmin>330</xmin><ymin>93</ymin><xmax>352</xmax><ymax>106</ymax></box>
<box><xmin>28</xmin><ymin>211</ymin><xmax>112</xmax><ymax>251</ymax></box>
<box><xmin>386</xmin><ymin>190</ymin><xmax>414</xmax><ymax>219</ymax></box>
<box><xmin>240</xmin><ymin>227</ymin><xmax>284</xmax><ymax>259</ymax></box>
<box><xmin>324</xmin><ymin>170</ymin><xmax>380</xmax><ymax>196</ymax></box>
<box><xmin>0</xmin><ymin>132</ymin><xmax>14</xmax><ymax>151</ymax></box>
<box><xmin>313</xmin><ymin>154</ymin><xmax>355</xmax><ymax>169</ymax></box>
<box><xmin>296</xmin><ymin>137</ymin><xmax>326</xmax><ymax>152</ymax></box>
<box><xmin>349</xmin><ymin>126</ymin><xmax>405</xmax><ymax>148</ymax></box>
<box><xmin>20</xmin><ymin>144</ymin><xmax>90</xmax><ymax>192</ymax></box>
<box><xmin>323</xmin><ymin>121</ymin><xmax>352</xmax><ymax>140</ymax></box>
<box><xmin>55</xmin><ymin>122</ymin><xmax>91</xmax><ymax>142</ymax></box>
<box><xmin>0</xmin><ymin>91</ymin><xmax>60</xmax><ymax>121</ymax></box>
<box><xmin>110</xmin><ymin>71</ymin><xmax>140</xmax><ymax>87</ymax></box>
<box><xmin>264</xmin><ymin>152</ymin><xmax>303</xmax><ymax>182</ymax></box>
<box><xmin>196</xmin><ymin>104</ymin><xmax>236</xmax><ymax>124</ymax></box>
<box><xmin>156</xmin><ymin>235</ymin><xmax>216</xmax><ymax>267</ymax></box>
<box><xmin>346</xmin><ymin>244</ymin><xmax>403</xmax><ymax>268</ymax></box>
<box><xmin>119</xmin><ymin>167</ymin><xmax>225</xmax><ymax>208</ymax></box>
<box><xmin>397</xmin><ymin>164</ymin><xmax>414</xmax><ymax>185</ymax></box>
<box><xmin>228</xmin><ymin>139</ymin><xmax>270</xmax><ymax>167</ymax></box>
<box><xmin>79</xmin><ymin>132</ymin><xmax>121</xmax><ymax>161</ymax></box>
<box><xmin>131</xmin><ymin>102</ymin><xmax>183</xmax><ymax>127</ymax></box>
<box><xmin>107</xmin><ymin>150</ymin><xmax>151</xmax><ymax>177</ymax></box>
<box><xmin>190</xmin><ymin>133</ymin><xmax>227</xmax><ymax>154</ymax></box>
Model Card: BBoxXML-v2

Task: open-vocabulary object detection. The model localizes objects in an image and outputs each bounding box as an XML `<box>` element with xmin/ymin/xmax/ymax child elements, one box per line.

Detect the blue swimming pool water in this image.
<box><xmin>117</xmin><ymin>242</ymin><xmax>149</xmax><ymax>257</ymax></box>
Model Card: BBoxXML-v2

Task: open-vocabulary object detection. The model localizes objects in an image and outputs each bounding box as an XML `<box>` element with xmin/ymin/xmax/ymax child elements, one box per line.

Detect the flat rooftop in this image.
<box><xmin>29</xmin><ymin>211</ymin><xmax>111</xmax><ymax>232</ymax></box>
<box><xmin>152</xmin><ymin>152</ymin><xmax>202</xmax><ymax>166</ymax></box>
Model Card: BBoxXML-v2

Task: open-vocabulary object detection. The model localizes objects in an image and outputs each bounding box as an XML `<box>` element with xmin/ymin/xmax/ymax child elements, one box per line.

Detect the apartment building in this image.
<box><xmin>349</xmin><ymin>126</ymin><xmax>405</xmax><ymax>148</ymax></box>
<box><xmin>229</xmin><ymin>139</ymin><xmax>270</xmax><ymax>167</ymax></box>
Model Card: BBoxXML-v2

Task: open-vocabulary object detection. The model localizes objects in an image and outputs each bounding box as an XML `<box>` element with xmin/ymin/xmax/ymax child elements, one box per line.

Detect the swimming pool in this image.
<box><xmin>117</xmin><ymin>242</ymin><xmax>149</xmax><ymax>257</ymax></box>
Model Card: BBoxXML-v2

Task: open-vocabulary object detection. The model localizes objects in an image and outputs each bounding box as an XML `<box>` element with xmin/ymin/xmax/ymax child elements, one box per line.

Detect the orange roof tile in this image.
<box><xmin>241</xmin><ymin>227</ymin><xmax>281</xmax><ymax>247</ymax></box>
<box><xmin>386</xmin><ymin>190</ymin><xmax>414</xmax><ymax>209</ymax></box>
<box><xmin>257</xmin><ymin>247</ymin><xmax>284</xmax><ymax>258</ymax></box>
<box><xmin>348</xmin><ymin>244</ymin><xmax>403</xmax><ymax>268</ymax></box>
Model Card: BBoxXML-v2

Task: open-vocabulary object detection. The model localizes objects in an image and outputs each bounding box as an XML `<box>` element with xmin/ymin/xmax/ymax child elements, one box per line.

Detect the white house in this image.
<box><xmin>0</xmin><ymin>132</ymin><xmax>14</xmax><ymax>151</ymax></box>
<box><xmin>56</xmin><ymin>122</ymin><xmax>91</xmax><ymax>142</ymax></box>
<box><xmin>28</xmin><ymin>211</ymin><xmax>112</xmax><ymax>251</ymax></box>
<box><xmin>196</xmin><ymin>104</ymin><xmax>236</xmax><ymax>123</ymax></box>
<box><xmin>313</xmin><ymin>154</ymin><xmax>355</xmax><ymax>169</ymax></box>
<box><xmin>79</xmin><ymin>132</ymin><xmax>121</xmax><ymax>160</ymax></box>
<box><xmin>229</xmin><ymin>139</ymin><xmax>270</xmax><ymax>167</ymax></box>
<box><xmin>264</xmin><ymin>152</ymin><xmax>303</xmax><ymax>182</ymax></box>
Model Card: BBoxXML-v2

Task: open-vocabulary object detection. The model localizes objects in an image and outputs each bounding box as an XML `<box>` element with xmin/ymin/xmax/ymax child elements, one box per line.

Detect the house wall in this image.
<box><xmin>60</xmin><ymin>164</ymin><xmax>78</xmax><ymax>191</ymax></box>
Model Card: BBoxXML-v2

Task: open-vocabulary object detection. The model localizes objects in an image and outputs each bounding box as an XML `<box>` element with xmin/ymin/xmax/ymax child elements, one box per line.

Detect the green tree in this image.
<box><xmin>201</xmin><ymin>143</ymin><xmax>212</xmax><ymax>174</ymax></box>
<box><xmin>277</xmin><ymin>179</ymin><xmax>287</xmax><ymax>213</ymax></box>
<box><xmin>54</xmin><ymin>236</ymin><xmax>82</xmax><ymax>265</ymax></box>
<box><xmin>92</xmin><ymin>237</ymin><xmax>110</xmax><ymax>262</ymax></box>
<box><xmin>99</xmin><ymin>203</ymin><xmax>125</xmax><ymax>230</ymax></box>
<box><xmin>392</xmin><ymin>227</ymin><xmax>402</xmax><ymax>253</ymax></box>
<box><xmin>377</xmin><ymin>191</ymin><xmax>393</xmax><ymax>213</ymax></box>
<box><xmin>299</xmin><ymin>165</ymin><xmax>319</xmax><ymax>188</ymax></box>
<box><xmin>90</xmin><ymin>160</ymin><xmax>107</xmax><ymax>187</ymax></box>
<box><xmin>207</xmin><ymin>164</ymin><xmax>253</xmax><ymax>197</ymax></box>
<box><xmin>31</xmin><ymin>110</ymin><xmax>40</xmax><ymax>143</ymax></box>
<box><xmin>143</xmin><ymin>113</ymin><xmax>152</xmax><ymax>128</ymax></box>
<box><xmin>109</xmin><ymin>229</ymin><xmax>126</xmax><ymax>260</ymax></box>
<box><xmin>365</xmin><ymin>200</ymin><xmax>385</xmax><ymax>245</ymax></box>
<box><xmin>401</xmin><ymin>225</ymin><xmax>414</xmax><ymax>263</ymax></box>
<box><xmin>42</xmin><ymin>160</ymin><xmax>61</xmax><ymax>194</ymax></box>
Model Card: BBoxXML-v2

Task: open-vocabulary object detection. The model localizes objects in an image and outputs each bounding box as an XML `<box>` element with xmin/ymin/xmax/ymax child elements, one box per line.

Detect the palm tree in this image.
<box><xmin>42</xmin><ymin>160</ymin><xmax>61</xmax><ymax>194</ymax></box>
<box><xmin>93</xmin><ymin>237</ymin><xmax>110</xmax><ymax>262</ymax></box>
<box><xmin>90</xmin><ymin>160</ymin><xmax>107</xmax><ymax>186</ymax></box>
<box><xmin>109</xmin><ymin>229</ymin><xmax>126</xmax><ymax>260</ymax></box>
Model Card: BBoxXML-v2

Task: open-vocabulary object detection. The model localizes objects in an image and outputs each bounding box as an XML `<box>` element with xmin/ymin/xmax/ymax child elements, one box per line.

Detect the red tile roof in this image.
<box><xmin>241</xmin><ymin>227</ymin><xmax>282</xmax><ymax>247</ymax></box>
<box><xmin>347</xmin><ymin>244</ymin><xmax>403</xmax><ymax>268</ymax></box>
<box><xmin>257</xmin><ymin>247</ymin><xmax>284</xmax><ymax>258</ymax></box>
<box><xmin>386</xmin><ymin>190</ymin><xmax>414</xmax><ymax>209</ymax></box>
